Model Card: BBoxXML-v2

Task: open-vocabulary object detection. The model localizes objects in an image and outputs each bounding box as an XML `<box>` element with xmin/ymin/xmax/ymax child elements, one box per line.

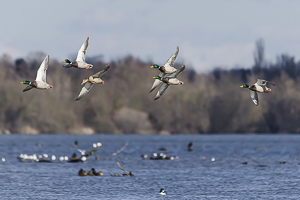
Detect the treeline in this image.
<box><xmin>1</xmin><ymin>41</ymin><xmax>300</xmax><ymax>134</ymax></box>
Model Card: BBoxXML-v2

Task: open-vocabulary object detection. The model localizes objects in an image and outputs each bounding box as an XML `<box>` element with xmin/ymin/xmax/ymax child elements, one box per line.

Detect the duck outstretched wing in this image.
<box><xmin>154</xmin><ymin>83</ymin><xmax>169</xmax><ymax>100</ymax></box>
<box><xmin>249</xmin><ymin>90</ymin><xmax>259</xmax><ymax>106</ymax></box>
<box><xmin>168</xmin><ymin>65</ymin><xmax>185</xmax><ymax>78</ymax></box>
<box><xmin>75</xmin><ymin>82</ymin><xmax>94</xmax><ymax>101</ymax></box>
<box><xmin>76</xmin><ymin>37</ymin><xmax>89</xmax><ymax>62</ymax></box>
<box><xmin>164</xmin><ymin>46</ymin><xmax>179</xmax><ymax>67</ymax></box>
<box><xmin>23</xmin><ymin>86</ymin><xmax>34</xmax><ymax>92</ymax></box>
<box><xmin>256</xmin><ymin>79</ymin><xmax>275</xmax><ymax>86</ymax></box>
<box><xmin>36</xmin><ymin>55</ymin><xmax>49</xmax><ymax>82</ymax></box>
<box><xmin>92</xmin><ymin>64</ymin><xmax>110</xmax><ymax>78</ymax></box>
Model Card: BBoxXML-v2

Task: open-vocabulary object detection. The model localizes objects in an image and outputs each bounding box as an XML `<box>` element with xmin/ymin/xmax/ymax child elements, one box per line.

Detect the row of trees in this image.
<box><xmin>1</xmin><ymin>41</ymin><xmax>300</xmax><ymax>134</ymax></box>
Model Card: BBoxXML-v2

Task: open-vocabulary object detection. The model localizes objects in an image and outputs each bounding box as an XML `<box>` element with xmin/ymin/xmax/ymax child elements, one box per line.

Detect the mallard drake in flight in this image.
<box><xmin>152</xmin><ymin>65</ymin><xmax>185</xmax><ymax>100</ymax></box>
<box><xmin>75</xmin><ymin>64</ymin><xmax>110</xmax><ymax>101</ymax></box>
<box><xmin>240</xmin><ymin>79</ymin><xmax>275</xmax><ymax>106</ymax></box>
<box><xmin>62</xmin><ymin>37</ymin><xmax>93</xmax><ymax>69</ymax></box>
<box><xmin>149</xmin><ymin>46</ymin><xmax>179</xmax><ymax>93</ymax></box>
<box><xmin>20</xmin><ymin>55</ymin><xmax>53</xmax><ymax>92</ymax></box>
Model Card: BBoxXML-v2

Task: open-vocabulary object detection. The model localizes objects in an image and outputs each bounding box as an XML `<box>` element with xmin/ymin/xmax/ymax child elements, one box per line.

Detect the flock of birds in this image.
<box><xmin>19</xmin><ymin>37</ymin><xmax>186</xmax><ymax>101</ymax></box>
<box><xmin>19</xmin><ymin>36</ymin><xmax>275</xmax><ymax>104</ymax></box>
<box><xmin>9</xmin><ymin>140</ymin><xmax>198</xmax><ymax>196</ymax></box>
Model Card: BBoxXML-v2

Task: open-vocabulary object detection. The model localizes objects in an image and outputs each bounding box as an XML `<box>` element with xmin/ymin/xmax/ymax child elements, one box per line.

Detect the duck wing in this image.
<box><xmin>164</xmin><ymin>46</ymin><xmax>179</xmax><ymax>67</ymax></box>
<box><xmin>168</xmin><ymin>65</ymin><xmax>185</xmax><ymax>78</ymax></box>
<box><xmin>92</xmin><ymin>64</ymin><xmax>110</xmax><ymax>78</ymax></box>
<box><xmin>149</xmin><ymin>71</ymin><xmax>165</xmax><ymax>93</ymax></box>
<box><xmin>75</xmin><ymin>82</ymin><xmax>94</xmax><ymax>101</ymax></box>
<box><xmin>35</xmin><ymin>55</ymin><xmax>49</xmax><ymax>82</ymax></box>
<box><xmin>76</xmin><ymin>37</ymin><xmax>89</xmax><ymax>62</ymax></box>
<box><xmin>256</xmin><ymin>79</ymin><xmax>275</xmax><ymax>86</ymax></box>
<box><xmin>23</xmin><ymin>86</ymin><xmax>34</xmax><ymax>92</ymax></box>
<box><xmin>154</xmin><ymin>83</ymin><xmax>169</xmax><ymax>100</ymax></box>
<box><xmin>249</xmin><ymin>90</ymin><xmax>259</xmax><ymax>106</ymax></box>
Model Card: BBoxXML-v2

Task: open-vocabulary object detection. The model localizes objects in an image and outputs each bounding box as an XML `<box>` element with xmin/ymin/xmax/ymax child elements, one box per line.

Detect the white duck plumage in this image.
<box><xmin>62</xmin><ymin>37</ymin><xmax>93</xmax><ymax>69</ymax></box>
<box><xmin>21</xmin><ymin>55</ymin><xmax>53</xmax><ymax>92</ymax></box>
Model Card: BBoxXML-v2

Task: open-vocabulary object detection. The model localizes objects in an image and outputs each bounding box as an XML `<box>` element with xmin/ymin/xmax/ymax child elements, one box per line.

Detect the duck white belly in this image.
<box><xmin>168</xmin><ymin>78</ymin><xmax>181</xmax><ymax>85</ymax></box>
<box><xmin>164</xmin><ymin>66</ymin><xmax>177</xmax><ymax>74</ymax></box>
<box><xmin>77</xmin><ymin>61</ymin><xmax>93</xmax><ymax>69</ymax></box>
<box><xmin>254</xmin><ymin>84</ymin><xmax>264</xmax><ymax>93</ymax></box>
<box><xmin>36</xmin><ymin>81</ymin><xmax>49</xmax><ymax>89</ymax></box>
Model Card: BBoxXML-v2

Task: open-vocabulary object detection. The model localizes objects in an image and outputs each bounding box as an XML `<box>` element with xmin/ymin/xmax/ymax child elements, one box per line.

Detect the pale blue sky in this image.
<box><xmin>0</xmin><ymin>0</ymin><xmax>300</xmax><ymax>72</ymax></box>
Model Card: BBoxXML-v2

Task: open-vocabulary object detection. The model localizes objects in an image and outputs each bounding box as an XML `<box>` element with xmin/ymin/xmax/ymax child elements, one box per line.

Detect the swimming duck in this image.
<box><xmin>122</xmin><ymin>172</ymin><xmax>134</xmax><ymax>176</ymax></box>
<box><xmin>165</xmin><ymin>156</ymin><xmax>175</xmax><ymax>160</ymax></box>
<box><xmin>159</xmin><ymin>188</ymin><xmax>166</xmax><ymax>195</ymax></box>
<box><xmin>75</xmin><ymin>64</ymin><xmax>110</xmax><ymax>101</ymax></box>
<box><xmin>88</xmin><ymin>168</ymin><xmax>97</xmax><ymax>176</ymax></box>
<box><xmin>78</xmin><ymin>168</ymin><xmax>87</xmax><ymax>176</ymax></box>
<box><xmin>150</xmin><ymin>153</ymin><xmax>158</xmax><ymax>160</ymax></box>
<box><xmin>96</xmin><ymin>171</ymin><xmax>103</xmax><ymax>176</ymax></box>
<box><xmin>20</xmin><ymin>55</ymin><xmax>53</xmax><ymax>92</ymax></box>
<box><xmin>240</xmin><ymin>79</ymin><xmax>275</xmax><ymax>106</ymax></box>
<box><xmin>62</xmin><ymin>37</ymin><xmax>93</xmax><ymax>69</ymax></box>
<box><xmin>153</xmin><ymin>65</ymin><xmax>185</xmax><ymax>100</ymax></box>
<box><xmin>188</xmin><ymin>142</ymin><xmax>193</xmax><ymax>151</ymax></box>
<box><xmin>141</xmin><ymin>154</ymin><xmax>148</xmax><ymax>159</ymax></box>
<box><xmin>150</xmin><ymin>46</ymin><xmax>179</xmax><ymax>93</ymax></box>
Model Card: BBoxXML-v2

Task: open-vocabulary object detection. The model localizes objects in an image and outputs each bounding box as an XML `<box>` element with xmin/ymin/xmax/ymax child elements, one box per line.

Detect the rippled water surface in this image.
<box><xmin>0</xmin><ymin>134</ymin><xmax>299</xmax><ymax>199</ymax></box>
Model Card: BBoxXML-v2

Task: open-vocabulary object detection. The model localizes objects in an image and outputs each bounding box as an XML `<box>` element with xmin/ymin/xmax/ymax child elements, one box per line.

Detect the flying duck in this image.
<box><xmin>150</xmin><ymin>46</ymin><xmax>179</xmax><ymax>93</ymax></box>
<box><xmin>62</xmin><ymin>37</ymin><xmax>93</xmax><ymax>69</ymax></box>
<box><xmin>153</xmin><ymin>65</ymin><xmax>185</xmax><ymax>100</ymax></box>
<box><xmin>240</xmin><ymin>79</ymin><xmax>275</xmax><ymax>106</ymax></box>
<box><xmin>20</xmin><ymin>55</ymin><xmax>53</xmax><ymax>92</ymax></box>
<box><xmin>75</xmin><ymin>64</ymin><xmax>110</xmax><ymax>101</ymax></box>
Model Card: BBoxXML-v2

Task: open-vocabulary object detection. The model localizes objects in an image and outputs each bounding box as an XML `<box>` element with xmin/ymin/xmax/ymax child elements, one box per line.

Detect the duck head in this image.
<box><xmin>62</xmin><ymin>59</ymin><xmax>71</xmax><ymax>64</ymax></box>
<box><xmin>240</xmin><ymin>84</ymin><xmax>249</xmax><ymax>88</ymax></box>
<box><xmin>20</xmin><ymin>80</ymin><xmax>31</xmax><ymax>85</ymax></box>
<box><xmin>152</xmin><ymin>76</ymin><xmax>162</xmax><ymax>80</ymax></box>
<box><xmin>150</xmin><ymin>64</ymin><xmax>159</xmax><ymax>69</ymax></box>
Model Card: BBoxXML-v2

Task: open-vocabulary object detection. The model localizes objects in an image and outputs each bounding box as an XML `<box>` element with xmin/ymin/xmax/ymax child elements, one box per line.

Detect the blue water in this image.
<box><xmin>0</xmin><ymin>134</ymin><xmax>299</xmax><ymax>199</ymax></box>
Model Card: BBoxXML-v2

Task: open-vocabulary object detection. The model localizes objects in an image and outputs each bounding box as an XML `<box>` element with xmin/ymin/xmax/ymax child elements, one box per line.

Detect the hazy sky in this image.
<box><xmin>0</xmin><ymin>0</ymin><xmax>300</xmax><ymax>72</ymax></box>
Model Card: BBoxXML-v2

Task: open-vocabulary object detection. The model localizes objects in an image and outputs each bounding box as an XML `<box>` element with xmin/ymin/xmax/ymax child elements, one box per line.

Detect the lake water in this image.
<box><xmin>0</xmin><ymin>134</ymin><xmax>299</xmax><ymax>199</ymax></box>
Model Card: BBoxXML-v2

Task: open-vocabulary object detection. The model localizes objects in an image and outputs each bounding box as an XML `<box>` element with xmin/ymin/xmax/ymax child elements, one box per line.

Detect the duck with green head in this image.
<box><xmin>152</xmin><ymin>65</ymin><xmax>185</xmax><ymax>100</ymax></box>
<box><xmin>62</xmin><ymin>37</ymin><xmax>93</xmax><ymax>69</ymax></box>
<box><xmin>150</xmin><ymin>46</ymin><xmax>179</xmax><ymax>93</ymax></box>
<box><xmin>20</xmin><ymin>55</ymin><xmax>53</xmax><ymax>92</ymax></box>
<box><xmin>240</xmin><ymin>79</ymin><xmax>275</xmax><ymax>106</ymax></box>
